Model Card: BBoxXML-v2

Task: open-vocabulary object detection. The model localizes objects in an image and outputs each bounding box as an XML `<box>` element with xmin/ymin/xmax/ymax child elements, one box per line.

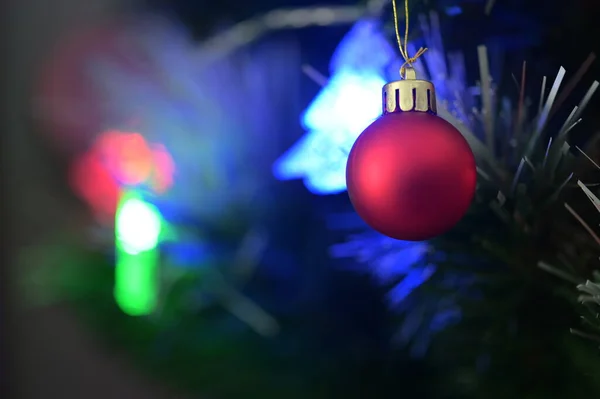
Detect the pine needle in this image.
<box><xmin>570</xmin><ymin>328</ymin><xmax>600</xmax><ymax>342</ymax></box>
<box><xmin>549</xmin><ymin>53</ymin><xmax>597</xmax><ymax>120</ymax></box>
<box><xmin>564</xmin><ymin>203</ymin><xmax>600</xmax><ymax>246</ymax></box>
<box><xmin>538</xmin><ymin>261</ymin><xmax>581</xmax><ymax>284</ymax></box>
<box><xmin>478</xmin><ymin>45</ymin><xmax>495</xmax><ymax>154</ymax></box>
<box><xmin>302</xmin><ymin>64</ymin><xmax>328</xmax><ymax>87</ymax></box>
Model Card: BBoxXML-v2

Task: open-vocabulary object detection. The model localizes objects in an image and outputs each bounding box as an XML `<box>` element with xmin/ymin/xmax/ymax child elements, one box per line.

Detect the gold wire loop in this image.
<box><xmin>392</xmin><ymin>0</ymin><xmax>428</xmax><ymax>79</ymax></box>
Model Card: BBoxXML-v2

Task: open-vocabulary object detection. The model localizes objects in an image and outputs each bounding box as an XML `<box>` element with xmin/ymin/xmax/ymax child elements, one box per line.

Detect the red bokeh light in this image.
<box><xmin>95</xmin><ymin>130</ymin><xmax>154</xmax><ymax>186</ymax></box>
<box><xmin>70</xmin><ymin>130</ymin><xmax>175</xmax><ymax>220</ymax></box>
<box><xmin>70</xmin><ymin>149</ymin><xmax>120</xmax><ymax>221</ymax></box>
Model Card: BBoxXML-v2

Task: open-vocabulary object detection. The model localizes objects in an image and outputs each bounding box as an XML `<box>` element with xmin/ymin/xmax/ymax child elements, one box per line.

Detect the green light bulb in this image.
<box><xmin>114</xmin><ymin>190</ymin><xmax>161</xmax><ymax>316</ymax></box>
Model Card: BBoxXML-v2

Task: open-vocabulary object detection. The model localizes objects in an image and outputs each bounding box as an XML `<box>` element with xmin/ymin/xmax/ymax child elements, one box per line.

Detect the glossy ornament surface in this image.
<box><xmin>346</xmin><ymin>68</ymin><xmax>477</xmax><ymax>241</ymax></box>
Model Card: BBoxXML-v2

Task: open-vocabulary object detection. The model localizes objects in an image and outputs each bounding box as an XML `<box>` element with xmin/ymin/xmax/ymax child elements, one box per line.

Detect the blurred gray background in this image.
<box><xmin>4</xmin><ymin>0</ymin><xmax>185</xmax><ymax>397</ymax></box>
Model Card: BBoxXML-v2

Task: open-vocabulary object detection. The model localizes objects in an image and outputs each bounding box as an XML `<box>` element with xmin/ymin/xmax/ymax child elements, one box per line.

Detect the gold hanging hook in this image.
<box><xmin>391</xmin><ymin>0</ymin><xmax>428</xmax><ymax>78</ymax></box>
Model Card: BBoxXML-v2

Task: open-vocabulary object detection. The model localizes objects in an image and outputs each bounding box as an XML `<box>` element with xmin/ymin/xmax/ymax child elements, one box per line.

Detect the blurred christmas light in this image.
<box><xmin>273</xmin><ymin>20</ymin><xmax>391</xmax><ymax>194</ymax></box>
<box><xmin>150</xmin><ymin>143</ymin><xmax>176</xmax><ymax>193</ymax></box>
<box><xmin>302</xmin><ymin>71</ymin><xmax>385</xmax><ymax>136</ymax></box>
<box><xmin>445</xmin><ymin>6</ymin><xmax>462</xmax><ymax>16</ymax></box>
<box><xmin>328</xmin><ymin>19</ymin><xmax>396</xmax><ymax>73</ymax></box>
<box><xmin>96</xmin><ymin>131</ymin><xmax>155</xmax><ymax>186</ymax></box>
<box><xmin>116</xmin><ymin>195</ymin><xmax>162</xmax><ymax>255</ymax></box>
<box><xmin>71</xmin><ymin>130</ymin><xmax>175</xmax><ymax>221</ymax></box>
<box><xmin>273</xmin><ymin>72</ymin><xmax>385</xmax><ymax>194</ymax></box>
<box><xmin>51</xmin><ymin>16</ymin><xmax>302</xmax><ymax>326</ymax></box>
<box><xmin>114</xmin><ymin>189</ymin><xmax>162</xmax><ymax>316</ymax></box>
<box><xmin>70</xmin><ymin>148</ymin><xmax>120</xmax><ymax>221</ymax></box>
<box><xmin>330</xmin><ymin>233</ymin><xmax>429</xmax><ymax>286</ymax></box>
<box><xmin>95</xmin><ymin>130</ymin><xmax>176</xmax><ymax>190</ymax></box>
<box><xmin>42</xmin><ymin>15</ymin><xmax>299</xmax><ymax>228</ymax></box>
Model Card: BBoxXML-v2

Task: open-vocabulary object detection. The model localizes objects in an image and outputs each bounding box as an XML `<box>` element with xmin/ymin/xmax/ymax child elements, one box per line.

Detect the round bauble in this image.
<box><xmin>346</xmin><ymin>111</ymin><xmax>476</xmax><ymax>241</ymax></box>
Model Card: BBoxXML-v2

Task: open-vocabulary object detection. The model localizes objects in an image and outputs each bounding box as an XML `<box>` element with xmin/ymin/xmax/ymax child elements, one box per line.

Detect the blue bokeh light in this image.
<box><xmin>273</xmin><ymin>70</ymin><xmax>385</xmax><ymax>194</ymax></box>
<box><xmin>273</xmin><ymin>20</ymin><xmax>392</xmax><ymax>195</ymax></box>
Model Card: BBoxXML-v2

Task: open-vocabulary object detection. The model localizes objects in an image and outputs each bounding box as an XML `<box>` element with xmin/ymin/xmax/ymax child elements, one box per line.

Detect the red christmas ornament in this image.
<box><xmin>346</xmin><ymin>68</ymin><xmax>477</xmax><ymax>241</ymax></box>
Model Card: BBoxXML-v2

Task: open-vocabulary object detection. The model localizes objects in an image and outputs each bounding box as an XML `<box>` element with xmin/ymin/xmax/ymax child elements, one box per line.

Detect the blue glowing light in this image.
<box><xmin>330</xmin><ymin>233</ymin><xmax>430</xmax><ymax>292</ymax></box>
<box><xmin>272</xmin><ymin>20</ymin><xmax>393</xmax><ymax>195</ymax></box>
<box><xmin>445</xmin><ymin>6</ymin><xmax>462</xmax><ymax>16</ymax></box>
<box><xmin>301</xmin><ymin>70</ymin><xmax>385</xmax><ymax>135</ymax></box>
<box><xmin>273</xmin><ymin>71</ymin><xmax>385</xmax><ymax>194</ymax></box>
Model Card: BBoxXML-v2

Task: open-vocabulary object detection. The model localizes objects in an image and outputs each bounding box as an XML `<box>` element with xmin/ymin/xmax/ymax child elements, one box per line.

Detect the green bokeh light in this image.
<box><xmin>114</xmin><ymin>190</ymin><xmax>162</xmax><ymax>316</ymax></box>
<box><xmin>116</xmin><ymin>196</ymin><xmax>162</xmax><ymax>255</ymax></box>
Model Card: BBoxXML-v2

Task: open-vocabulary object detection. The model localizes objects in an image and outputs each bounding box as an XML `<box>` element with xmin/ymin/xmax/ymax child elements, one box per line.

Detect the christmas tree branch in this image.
<box><xmin>197</xmin><ymin>5</ymin><xmax>369</xmax><ymax>64</ymax></box>
<box><xmin>563</xmin><ymin>180</ymin><xmax>600</xmax><ymax>341</ymax></box>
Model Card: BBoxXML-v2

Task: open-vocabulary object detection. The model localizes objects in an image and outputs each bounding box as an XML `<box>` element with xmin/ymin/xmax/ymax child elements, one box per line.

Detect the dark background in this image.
<box><xmin>3</xmin><ymin>0</ymin><xmax>600</xmax><ymax>398</ymax></box>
